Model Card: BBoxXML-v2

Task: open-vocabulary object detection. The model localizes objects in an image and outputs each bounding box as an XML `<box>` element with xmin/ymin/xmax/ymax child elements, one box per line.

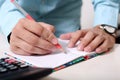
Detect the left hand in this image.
<box><xmin>60</xmin><ymin>26</ymin><xmax>116</xmax><ymax>53</ymax></box>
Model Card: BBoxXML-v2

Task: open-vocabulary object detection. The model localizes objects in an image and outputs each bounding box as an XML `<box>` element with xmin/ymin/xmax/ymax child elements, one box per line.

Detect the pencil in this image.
<box><xmin>10</xmin><ymin>0</ymin><xmax>66</xmax><ymax>54</ymax></box>
<box><xmin>53</xmin><ymin>52</ymin><xmax>105</xmax><ymax>72</ymax></box>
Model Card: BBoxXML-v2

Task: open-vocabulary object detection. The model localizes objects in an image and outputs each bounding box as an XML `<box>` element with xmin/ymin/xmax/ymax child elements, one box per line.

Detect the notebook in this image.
<box><xmin>5</xmin><ymin>39</ymin><xmax>90</xmax><ymax>68</ymax></box>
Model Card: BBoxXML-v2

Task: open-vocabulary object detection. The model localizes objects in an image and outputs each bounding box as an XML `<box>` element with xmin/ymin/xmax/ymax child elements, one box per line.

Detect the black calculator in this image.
<box><xmin>0</xmin><ymin>57</ymin><xmax>53</xmax><ymax>80</ymax></box>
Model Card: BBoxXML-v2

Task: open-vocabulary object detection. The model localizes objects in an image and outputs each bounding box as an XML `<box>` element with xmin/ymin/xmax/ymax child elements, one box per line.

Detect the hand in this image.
<box><xmin>10</xmin><ymin>18</ymin><xmax>58</xmax><ymax>55</ymax></box>
<box><xmin>60</xmin><ymin>26</ymin><xmax>115</xmax><ymax>53</ymax></box>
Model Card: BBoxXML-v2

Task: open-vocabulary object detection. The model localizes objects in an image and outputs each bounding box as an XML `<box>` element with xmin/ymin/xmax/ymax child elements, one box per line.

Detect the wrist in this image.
<box><xmin>99</xmin><ymin>24</ymin><xmax>117</xmax><ymax>38</ymax></box>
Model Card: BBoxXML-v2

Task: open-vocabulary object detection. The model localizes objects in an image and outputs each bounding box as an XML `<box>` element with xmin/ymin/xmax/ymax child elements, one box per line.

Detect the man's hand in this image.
<box><xmin>60</xmin><ymin>26</ymin><xmax>116</xmax><ymax>53</ymax></box>
<box><xmin>10</xmin><ymin>18</ymin><xmax>58</xmax><ymax>55</ymax></box>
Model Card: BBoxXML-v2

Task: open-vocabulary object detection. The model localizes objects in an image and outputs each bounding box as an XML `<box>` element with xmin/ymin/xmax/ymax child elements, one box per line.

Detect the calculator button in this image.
<box><xmin>19</xmin><ymin>63</ymin><xmax>29</xmax><ymax>68</ymax></box>
<box><xmin>9</xmin><ymin>66</ymin><xmax>18</xmax><ymax>70</ymax></box>
<box><xmin>7</xmin><ymin>65</ymin><xmax>15</xmax><ymax>68</ymax></box>
<box><xmin>0</xmin><ymin>67</ymin><xmax>8</xmax><ymax>73</ymax></box>
<box><xmin>4</xmin><ymin>63</ymin><xmax>10</xmax><ymax>66</ymax></box>
<box><xmin>0</xmin><ymin>59</ymin><xmax>2</xmax><ymax>61</ymax></box>
<box><xmin>1</xmin><ymin>61</ymin><xmax>6</xmax><ymax>65</ymax></box>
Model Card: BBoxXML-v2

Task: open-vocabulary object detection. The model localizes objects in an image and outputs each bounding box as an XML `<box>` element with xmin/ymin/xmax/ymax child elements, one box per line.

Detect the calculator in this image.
<box><xmin>0</xmin><ymin>57</ymin><xmax>53</xmax><ymax>80</ymax></box>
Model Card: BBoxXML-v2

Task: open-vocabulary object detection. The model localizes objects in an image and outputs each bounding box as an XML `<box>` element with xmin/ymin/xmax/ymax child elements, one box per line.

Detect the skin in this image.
<box><xmin>60</xmin><ymin>26</ymin><xmax>115</xmax><ymax>53</ymax></box>
<box><xmin>10</xmin><ymin>18</ymin><xmax>116</xmax><ymax>55</ymax></box>
<box><xmin>10</xmin><ymin>18</ymin><xmax>58</xmax><ymax>55</ymax></box>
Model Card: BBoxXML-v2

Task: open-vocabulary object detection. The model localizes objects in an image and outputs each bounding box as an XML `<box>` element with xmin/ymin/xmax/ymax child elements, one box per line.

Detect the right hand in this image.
<box><xmin>10</xmin><ymin>18</ymin><xmax>58</xmax><ymax>55</ymax></box>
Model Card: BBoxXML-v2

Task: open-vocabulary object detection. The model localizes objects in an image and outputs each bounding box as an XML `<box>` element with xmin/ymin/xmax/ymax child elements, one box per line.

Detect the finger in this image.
<box><xmin>25</xmin><ymin>20</ymin><xmax>58</xmax><ymax>44</ymax></box>
<box><xmin>10</xmin><ymin>35</ymin><xmax>32</xmax><ymax>55</ymax></box>
<box><xmin>84</xmin><ymin>35</ymin><xmax>105</xmax><ymax>52</ymax></box>
<box><xmin>15</xmin><ymin>37</ymin><xmax>52</xmax><ymax>54</ymax></box>
<box><xmin>38</xmin><ymin>22</ymin><xmax>55</xmax><ymax>33</ymax></box>
<box><xmin>19</xmin><ymin>18</ymin><xmax>43</xmax><ymax>37</ymax></box>
<box><xmin>13</xmin><ymin>24</ymin><xmax>41</xmax><ymax>47</ymax></box>
<box><xmin>78</xmin><ymin>31</ymin><xmax>95</xmax><ymax>51</ymax></box>
<box><xmin>10</xmin><ymin>35</ymin><xmax>52</xmax><ymax>55</ymax></box>
<box><xmin>60</xmin><ymin>33</ymin><xmax>73</xmax><ymax>40</ymax></box>
<box><xmin>13</xmin><ymin>22</ymin><xmax>57</xmax><ymax>52</ymax></box>
<box><xmin>33</xmin><ymin>37</ymin><xmax>57</xmax><ymax>52</ymax></box>
<box><xmin>18</xmin><ymin>19</ymin><xmax>58</xmax><ymax>44</ymax></box>
<box><xmin>10</xmin><ymin>46</ymin><xmax>31</xmax><ymax>56</ymax></box>
<box><xmin>95</xmin><ymin>40</ymin><xmax>109</xmax><ymax>53</ymax></box>
<box><xmin>68</xmin><ymin>31</ymin><xmax>83</xmax><ymax>48</ymax></box>
<box><xmin>38</xmin><ymin>22</ymin><xmax>58</xmax><ymax>44</ymax></box>
<box><xmin>40</xmin><ymin>28</ymin><xmax>58</xmax><ymax>44</ymax></box>
<box><xmin>16</xmin><ymin>29</ymin><xmax>56</xmax><ymax>52</ymax></box>
<box><xmin>14</xmin><ymin>22</ymin><xmax>56</xmax><ymax>50</ymax></box>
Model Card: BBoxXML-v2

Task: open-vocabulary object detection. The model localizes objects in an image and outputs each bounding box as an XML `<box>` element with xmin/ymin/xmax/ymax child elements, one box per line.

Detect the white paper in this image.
<box><xmin>5</xmin><ymin>39</ymin><xmax>89</xmax><ymax>68</ymax></box>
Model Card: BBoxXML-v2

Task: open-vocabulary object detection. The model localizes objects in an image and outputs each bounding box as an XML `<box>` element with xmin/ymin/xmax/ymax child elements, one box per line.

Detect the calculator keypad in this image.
<box><xmin>0</xmin><ymin>57</ymin><xmax>52</xmax><ymax>80</ymax></box>
<box><xmin>0</xmin><ymin>57</ymin><xmax>29</xmax><ymax>73</ymax></box>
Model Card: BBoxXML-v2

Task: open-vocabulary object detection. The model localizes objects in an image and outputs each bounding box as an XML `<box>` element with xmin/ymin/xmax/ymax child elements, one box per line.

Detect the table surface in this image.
<box><xmin>0</xmin><ymin>34</ymin><xmax>120</xmax><ymax>80</ymax></box>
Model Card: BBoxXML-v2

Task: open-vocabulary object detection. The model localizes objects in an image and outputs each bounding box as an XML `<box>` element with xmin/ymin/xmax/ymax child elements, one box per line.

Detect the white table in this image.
<box><xmin>0</xmin><ymin>34</ymin><xmax>120</xmax><ymax>80</ymax></box>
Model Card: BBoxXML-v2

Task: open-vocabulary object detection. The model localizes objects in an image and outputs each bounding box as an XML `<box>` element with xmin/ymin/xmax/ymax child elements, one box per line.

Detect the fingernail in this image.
<box><xmin>84</xmin><ymin>46</ymin><xmax>91</xmax><ymax>52</ymax></box>
<box><xmin>52</xmin><ymin>38</ymin><xmax>58</xmax><ymax>44</ymax></box>
<box><xmin>78</xmin><ymin>45</ymin><xmax>84</xmax><ymax>51</ymax></box>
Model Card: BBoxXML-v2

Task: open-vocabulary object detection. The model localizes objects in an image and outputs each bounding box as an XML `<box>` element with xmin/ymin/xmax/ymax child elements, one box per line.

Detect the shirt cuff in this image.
<box><xmin>93</xmin><ymin>2</ymin><xmax>119</xmax><ymax>28</ymax></box>
<box><xmin>7</xmin><ymin>32</ymin><xmax>11</xmax><ymax>43</ymax></box>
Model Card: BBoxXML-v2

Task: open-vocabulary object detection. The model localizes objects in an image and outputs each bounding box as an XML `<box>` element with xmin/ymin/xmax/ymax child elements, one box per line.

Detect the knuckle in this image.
<box><xmin>90</xmin><ymin>31</ymin><xmax>97</xmax><ymax>36</ymax></box>
<box><xmin>38</xmin><ymin>25</ymin><xmax>44</xmax><ymax>31</ymax></box>
<box><xmin>37</xmin><ymin>26</ymin><xmax>44</xmax><ymax>35</ymax></box>
<box><xmin>105</xmin><ymin>35</ymin><xmax>109</xmax><ymax>39</ymax></box>
<box><xmin>98</xmin><ymin>35</ymin><xmax>105</xmax><ymax>41</ymax></box>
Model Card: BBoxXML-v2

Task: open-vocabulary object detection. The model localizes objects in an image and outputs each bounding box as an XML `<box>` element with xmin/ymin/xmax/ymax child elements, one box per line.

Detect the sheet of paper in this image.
<box><xmin>5</xmin><ymin>39</ymin><xmax>89</xmax><ymax>68</ymax></box>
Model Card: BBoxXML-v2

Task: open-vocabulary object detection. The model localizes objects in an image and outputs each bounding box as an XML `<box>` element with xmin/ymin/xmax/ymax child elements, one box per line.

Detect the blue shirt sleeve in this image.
<box><xmin>0</xmin><ymin>0</ymin><xmax>24</xmax><ymax>39</ymax></box>
<box><xmin>92</xmin><ymin>0</ymin><xmax>120</xmax><ymax>28</ymax></box>
<box><xmin>0</xmin><ymin>0</ymin><xmax>81</xmax><ymax>38</ymax></box>
<box><xmin>0</xmin><ymin>0</ymin><xmax>4</xmax><ymax>7</ymax></box>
